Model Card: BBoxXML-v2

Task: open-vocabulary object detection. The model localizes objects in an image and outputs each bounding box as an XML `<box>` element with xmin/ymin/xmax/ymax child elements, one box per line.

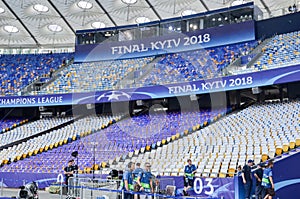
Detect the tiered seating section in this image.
<box><xmin>113</xmin><ymin>101</ymin><xmax>300</xmax><ymax>178</ymax></box>
<box><xmin>0</xmin><ymin>110</ymin><xmax>226</xmax><ymax>173</ymax></box>
<box><xmin>0</xmin><ymin>117</ymin><xmax>72</xmax><ymax>147</ymax></box>
<box><xmin>0</xmin><ymin>53</ymin><xmax>73</xmax><ymax>96</ymax></box>
<box><xmin>254</xmin><ymin>30</ymin><xmax>300</xmax><ymax>70</ymax></box>
<box><xmin>35</xmin><ymin>41</ymin><xmax>256</xmax><ymax>94</ymax></box>
<box><xmin>1</xmin><ymin>31</ymin><xmax>300</xmax><ymax>96</ymax></box>
<box><xmin>0</xmin><ymin>114</ymin><xmax>122</xmax><ymax>173</ymax></box>
<box><xmin>136</xmin><ymin>42</ymin><xmax>257</xmax><ymax>86</ymax></box>
<box><xmin>36</xmin><ymin>57</ymin><xmax>154</xmax><ymax>94</ymax></box>
<box><xmin>1</xmin><ymin>101</ymin><xmax>299</xmax><ymax>177</ymax></box>
<box><xmin>0</xmin><ymin>118</ymin><xmax>28</xmax><ymax>133</ymax></box>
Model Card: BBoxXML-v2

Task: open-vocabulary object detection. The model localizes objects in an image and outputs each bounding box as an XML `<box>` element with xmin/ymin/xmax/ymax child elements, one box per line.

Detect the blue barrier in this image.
<box><xmin>55</xmin><ymin>184</ymin><xmax>222</xmax><ymax>199</ymax></box>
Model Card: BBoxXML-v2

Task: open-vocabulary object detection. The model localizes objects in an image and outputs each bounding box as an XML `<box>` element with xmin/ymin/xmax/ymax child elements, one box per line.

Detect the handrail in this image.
<box><xmin>21</xmin><ymin>57</ymin><xmax>74</xmax><ymax>95</ymax></box>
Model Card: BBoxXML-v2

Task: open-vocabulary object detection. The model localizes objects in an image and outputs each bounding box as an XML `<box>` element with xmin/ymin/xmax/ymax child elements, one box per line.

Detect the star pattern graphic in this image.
<box><xmin>107</xmin><ymin>91</ymin><xmax>122</xmax><ymax>101</ymax></box>
<box><xmin>96</xmin><ymin>91</ymin><xmax>131</xmax><ymax>102</ymax></box>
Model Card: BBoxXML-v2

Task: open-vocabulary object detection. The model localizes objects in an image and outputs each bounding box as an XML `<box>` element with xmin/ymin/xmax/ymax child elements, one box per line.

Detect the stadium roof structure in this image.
<box><xmin>0</xmin><ymin>0</ymin><xmax>296</xmax><ymax>48</ymax></box>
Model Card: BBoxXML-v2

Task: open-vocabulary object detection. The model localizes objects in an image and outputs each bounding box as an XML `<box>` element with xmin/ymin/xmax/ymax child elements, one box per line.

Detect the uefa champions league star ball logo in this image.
<box><xmin>96</xmin><ymin>91</ymin><xmax>131</xmax><ymax>102</ymax></box>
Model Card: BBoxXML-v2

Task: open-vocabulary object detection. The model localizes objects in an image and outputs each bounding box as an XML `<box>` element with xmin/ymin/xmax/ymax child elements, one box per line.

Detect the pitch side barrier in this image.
<box><xmin>62</xmin><ymin>177</ymin><xmax>225</xmax><ymax>199</ymax></box>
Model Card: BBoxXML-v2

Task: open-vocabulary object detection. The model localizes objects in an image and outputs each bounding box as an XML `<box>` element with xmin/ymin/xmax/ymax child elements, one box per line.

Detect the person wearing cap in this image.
<box><xmin>261</xmin><ymin>161</ymin><xmax>275</xmax><ymax>199</ymax></box>
<box><xmin>242</xmin><ymin>159</ymin><xmax>254</xmax><ymax>199</ymax></box>
<box><xmin>254</xmin><ymin>163</ymin><xmax>264</xmax><ymax>199</ymax></box>
<box><xmin>183</xmin><ymin>159</ymin><xmax>197</xmax><ymax>196</ymax></box>
<box><xmin>136</xmin><ymin>162</ymin><xmax>154</xmax><ymax>198</ymax></box>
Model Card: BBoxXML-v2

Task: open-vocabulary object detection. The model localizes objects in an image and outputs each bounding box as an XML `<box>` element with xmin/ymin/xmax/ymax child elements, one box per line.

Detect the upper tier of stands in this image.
<box><xmin>254</xmin><ymin>30</ymin><xmax>300</xmax><ymax>70</ymax></box>
<box><xmin>1</xmin><ymin>30</ymin><xmax>300</xmax><ymax>96</ymax></box>
<box><xmin>0</xmin><ymin>109</ymin><xmax>227</xmax><ymax>173</ymax></box>
<box><xmin>135</xmin><ymin>41</ymin><xmax>257</xmax><ymax>87</ymax></box>
<box><xmin>0</xmin><ymin>53</ymin><xmax>73</xmax><ymax>96</ymax></box>
<box><xmin>36</xmin><ymin>57</ymin><xmax>154</xmax><ymax>94</ymax></box>
<box><xmin>34</xmin><ymin>41</ymin><xmax>256</xmax><ymax>95</ymax></box>
<box><xmin>234</xmin><ymin>30</ymin><xmax>300</xmax><ymax>74</ymax></box>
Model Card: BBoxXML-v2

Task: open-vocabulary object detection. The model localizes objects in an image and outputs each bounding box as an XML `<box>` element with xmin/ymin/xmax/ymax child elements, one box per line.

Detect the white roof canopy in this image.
<box><xmin>0</xmin><ymin>0</ymin><xmax>296</xmax><ymax>48</ymax></box>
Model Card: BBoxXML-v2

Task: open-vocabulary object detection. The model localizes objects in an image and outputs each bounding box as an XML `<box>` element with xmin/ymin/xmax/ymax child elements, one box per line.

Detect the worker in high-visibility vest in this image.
<box><xmin>136</xmin><ymin>162</ymin><xmax>154</xmax><ymax>199</ymax></box>
<box><xmin>133</xmin><ymin>163</ymin><xmax>143</xmax><ymax>183</ymax></box>
<box><xmin>122</xmin><ymin>162</ymin><xmax>135</xmax><ymax>199</ymax></box>
<box><xmin>261</xmin><ymin>161</ymin><xmax>275</xmax><ymax>199</ymax></box>
<box><xmin>183</xmin><ymin>159</ymin><xmax>197</xmax><ymax>196</ymax></box>
<box><xmin>133</xmin><ymin>163</ymin><xmax>143</xmax><ymax>199</ymax></box>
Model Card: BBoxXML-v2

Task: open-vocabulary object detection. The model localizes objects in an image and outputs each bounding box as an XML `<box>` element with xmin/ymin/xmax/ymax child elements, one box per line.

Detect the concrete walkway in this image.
<box><xmin>1</xmin><ymin>188</ymin><xmax>67</xmax><ymax>199</ymax></box>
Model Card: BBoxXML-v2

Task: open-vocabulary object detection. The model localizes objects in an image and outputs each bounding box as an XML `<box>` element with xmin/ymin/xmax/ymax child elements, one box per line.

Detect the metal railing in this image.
<box><xmin>66</xmin><ymin>177</ymin><xmax>121</xmax><ymax>199</ymax></box>
<box><xmin>21</xmin><ymin>57</ymin><xmax>74</xmax><ymax>96</ymax></box>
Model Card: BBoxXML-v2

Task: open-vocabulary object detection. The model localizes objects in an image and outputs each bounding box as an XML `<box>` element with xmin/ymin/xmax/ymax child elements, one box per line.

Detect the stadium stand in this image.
<box><xmin>0</xmin><ymin>117</ymin><xmax>73</xmax><ymax>147</ymax></box>
<box><xmin>35</xmin><ymin>41</ymin><xmax>256</xmax><ymax>94</ymax></box>
<box><xmin>0</xmin><ymin>114</ymin><xmax>122</xmax><ymax>173</ymax></box>
<box><xmin>5</xmin><ymin>30</ymin><xmax>298</xmax><ymax>96</ymax></box>
<box><xmin>0</xmin><ymin>35</ymin><xmax>298</xmax><ymax>178</ymax></box>
<box><xmin>35</xmin><ymin>57</ymin><xmax>154</xmax><ymax>94</ymax></box>
<box><xmin>0</xmin><ymin>118</ymin><xmax>28</xmax><ymax>133</ymax></box>
<box><xmin>0</xmin><ymin>109</ymin><xmax>227</xmax><ymax>173</ymax></box>
<box><xmin>0</xmin><ymin>53</ymin><xmax>73</xmax><ymax>96</ymax></box>
<box><xmin>4</xmin><ymin>31</ymin><xmax>299</xmax><ymax>97</ymax></box>
<box><xmin>3</xmin><ymin>99</ymin><xmax>299</xmax><ymax>177</ymax></box>
<box><xmin>136</xmin><ymin>41</ymin><xmax>257</xmax><ymax>87</ymax></box>
<box><xmin>111</xmin><ymin>100</ymin><xmax>300</xmax><ymax>178</ymax></box>
<box><xmin>254</xmin><ymin>30</ymin><xmax>300</xmax><ymax>70</ymax></box>
<box><xmin>0</xmin><ymin>2</ymin><xmax>299</xmax><ymax>199</ymax></box>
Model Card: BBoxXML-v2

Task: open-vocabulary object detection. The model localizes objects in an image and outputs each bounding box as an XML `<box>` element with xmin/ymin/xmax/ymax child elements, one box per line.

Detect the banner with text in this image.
<box><xmin>0</xmin><ymin>64</ymin><xmax>300</xmax><ymax>108</ymax></box>
<box><xmin>0</xmin><ymin>172</ymin><xmax>234</xmax><ymax>198</ymax></box>
<box><xmin>75</xmin><ymin>21</ymin><xmax>255</xmax><ymax>62</ymax></box>
<box><xmin>167</xmin><ymin>176</ymin><xmax>234</xmax><ymax>198</ymax></box>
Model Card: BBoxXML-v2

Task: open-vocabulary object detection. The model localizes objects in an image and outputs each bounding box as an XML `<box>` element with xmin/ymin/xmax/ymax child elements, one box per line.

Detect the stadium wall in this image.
<box><xmin>272</xmin><ymin>151</ymin><xmax>300</xmax><ymax>199</ymax></box>
<box><xmin>236</xmin><ymin>151</ymin><xmax>300</xmax><ymax>199</ymax></box>
<box><xmin>256</xmin><ymin>12</ymin><xmax>300</xmax><ymax>38</ymax></box>
<box><xmin>75</xmin><ymin>21</ymin><xmax>255</xmax><ymax>62</ymax></box>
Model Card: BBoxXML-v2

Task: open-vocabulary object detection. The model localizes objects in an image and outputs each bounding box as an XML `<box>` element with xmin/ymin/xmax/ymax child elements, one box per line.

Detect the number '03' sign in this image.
<box><xmin>193</xmin><ymin>178</ymin><xmax>214</xmax><ymax>195</ymax></box>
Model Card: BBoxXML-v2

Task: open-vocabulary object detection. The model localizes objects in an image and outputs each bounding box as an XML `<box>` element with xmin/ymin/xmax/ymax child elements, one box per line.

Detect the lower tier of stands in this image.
<box><xmin>0</xmin><ymin>117</ymin><xmax>73</xmax><ymax>148</ymax></box>
<box><xmin>113</xmin><ymin>100</ymin><xmax>300</xmax><ymax>177</ymax></box>
<box><xmin>1</xmin><ymin>101</ymin><xmax>299</xmax><ymax>178</ymax></box>
<box><xmin>0</xmin><ymin>114</ymin><xmax>122</xmax><ymax>170</ymax></box>
<box><xmin>0</xmin><ymin>118</ymin><xmax>28</xmax><ymax>133</ymax></box>
<box><xmin>0</xmin><ymin>109</ymin><xmax>227</xmax><ymax>173</ymax></box>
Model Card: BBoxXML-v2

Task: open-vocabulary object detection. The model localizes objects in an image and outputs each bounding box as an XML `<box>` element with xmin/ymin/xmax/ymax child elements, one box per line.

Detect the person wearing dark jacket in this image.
<box><xmin>242</xmin><ymin>159</ymin><xmax>254</xmax><ymax>199</ymax></box>
<box><xmin>254</xmin><ymin>163</ymin><xmax>264</xmax><ymax>199</ymax></box>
